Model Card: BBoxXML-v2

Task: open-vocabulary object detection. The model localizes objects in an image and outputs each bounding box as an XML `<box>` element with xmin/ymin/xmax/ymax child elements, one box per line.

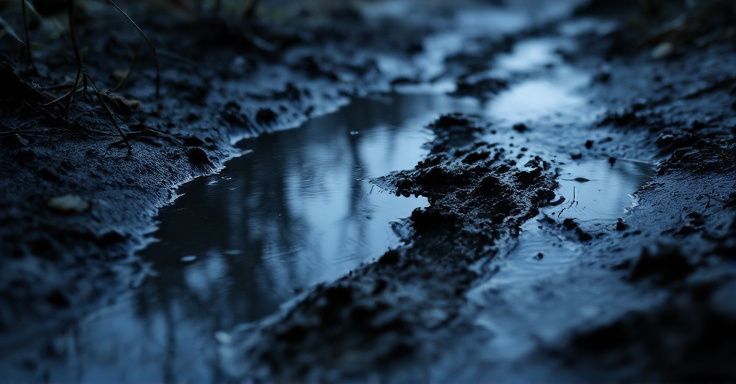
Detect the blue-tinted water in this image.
<box><xmin>19</xmin><ymin>93</ymin><xmax>480</xmax><ymax>383</ymax></box>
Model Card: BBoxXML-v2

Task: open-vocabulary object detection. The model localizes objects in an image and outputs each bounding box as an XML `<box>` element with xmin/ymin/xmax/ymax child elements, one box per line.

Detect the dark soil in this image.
<box><xmin>1</xmin><ymin>0</ymin><xmax>735</xmax><ymax>382</ymax></box>
<box><xmin>0</xmin><ymin>1</ymin><xmax>434</xmax><ymax>337</ymax></box>
<box><xmin>225</xmin><ymin>114</ymin><xmax>557</xmax><ymax>381</ymax></box>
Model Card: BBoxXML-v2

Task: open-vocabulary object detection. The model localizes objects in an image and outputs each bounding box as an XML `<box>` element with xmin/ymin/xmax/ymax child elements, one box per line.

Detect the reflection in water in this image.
<box><xmin>35</xmin><ymin>94</ymin><xmax>479</xmax><ymax>383</ymax></box>
<box><xmin>496</xmin><ymin>159</ymin><xmax>655</xmax><ymax>285</ymax></box>
<box><xmin>5</xmin><ymin>19</ymin><xmax>646</xmax><ymax>381</ymax></box>
<box><xmin>494</xmin><ymin>38</ymin><xmax>561</xmax><ymax>73</ymax></box>
<box><xmin>487</xmin><ymin>67</ymin><xmax>590</xmax><ymax>123</ymax></box>
<box><xmin>470</xmin><ymin>159</ymin><xmax>655</xmax><ymax>360</ymax></box>
<box><xmin>554</xmin><ymin>159</ymin><xmax>654</xmax><ymax>223</ymax></box>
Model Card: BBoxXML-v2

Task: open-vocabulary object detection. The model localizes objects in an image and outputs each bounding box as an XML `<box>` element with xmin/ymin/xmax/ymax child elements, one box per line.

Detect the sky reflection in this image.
<box><xmin>31</xmin><ymin>93</ymin><xmax>479</xmax><ymax>384</ymax></box>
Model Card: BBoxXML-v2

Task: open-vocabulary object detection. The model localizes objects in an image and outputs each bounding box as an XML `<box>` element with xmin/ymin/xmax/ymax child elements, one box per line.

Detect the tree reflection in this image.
<box><xmin>59</xmin><ymin>93</ymin><xmax>474</xmax><ymax>383</ymax></box>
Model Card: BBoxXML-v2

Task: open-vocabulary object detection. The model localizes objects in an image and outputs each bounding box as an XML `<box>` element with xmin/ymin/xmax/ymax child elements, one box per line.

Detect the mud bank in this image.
<box><xmin>0</xmin><ymin>1</ymin><xmax>463</xmax><ymax>337</ymax></box>
<box><xmin>1</xmin><ymin>0</ymin><xmax>735</xmax><ymax>382</ymax></box>
<box><xmin>224</xmin><ymin>113</ymin><xmax>559</xmax><ymax>381</ymax></box>
<box><xmin>221</xmin><ymin>1</ymin><xmax>736</xmax><ymax>382</ymax></box>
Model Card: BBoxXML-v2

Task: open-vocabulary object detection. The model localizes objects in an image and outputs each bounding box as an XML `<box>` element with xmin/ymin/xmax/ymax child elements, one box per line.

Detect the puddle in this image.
<box><xmin>385</xmin><ymin>0</ymin><xmax>585</xmax><ymax>93</ymax></box>
<box><xmin>455</xmin><ymin>1</ymin><xmax>584</xmax><ymax>36</ymax></box>
<box><xmin>463</xmin><ymin>31</ymin><xmax>656</xmax><ymax>361</ymax></box>
<box><xmin>469</xmin><ymin>158</ymin><xmax>655</xmax><ymax>361</ymax></box>
<box><xmin>4</xmin><ymin>23</ymin><xmax>655</xmax><ymax>382</ymax></box>
<box><xmin>553</xmin><ymin>159</ymin><xmax>655</xmax><ymax>224</ymax></box>
<box><xmin>22</xmin><ymin>93</ymin><xmax>480</xmax><ymax>384</ymax></box>
<box><xmin>487</xmin><ymin>66</ymin><xmax>590</xmax><ymax>123</ymax></box>
<box><xmin>494</xmin><ymin>38</ymin><xmax>563</xmax><ymax>74</ymax></box>
<box><xmin>492</xmin><ymin>159</ymin><xmax>655</xmax><ymax>287</ymax></box>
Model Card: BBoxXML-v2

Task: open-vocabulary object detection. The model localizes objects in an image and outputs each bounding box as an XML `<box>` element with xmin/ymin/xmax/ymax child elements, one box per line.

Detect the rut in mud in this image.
<box><xmin>1</xmin><ymin>0</ymin><xmax>736</xmax><ymax>383</ymax></box>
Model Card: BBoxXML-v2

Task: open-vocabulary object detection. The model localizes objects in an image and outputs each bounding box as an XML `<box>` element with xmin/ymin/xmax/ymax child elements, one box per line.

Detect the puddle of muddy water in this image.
<box><xmin>453</xmin><ymin>27</ymin><xmax>658</xmax><ymax>363</ymax></box>
<box><xmin>21</xmin><ymin>93</ymin><xmax>481</xmax><ymax>384</ymax></box>
<box><xmin>463</xmin><ymin>31</ymin><xmax>657</xmax><ymax>362</ymax></box>
<box><xmin>4</xmin><ymin>18</ymin><xmax>650</xmax><ymax>381</ymax></box>
<box><xmin>491</xmin><ymin>159</ymin><xmax>656</xmax><ymax>288</ymax></box>
<box><xmin>468</xmin><ymin>158</ymin><xmax>655</xmax><ymax>362</ymax></box>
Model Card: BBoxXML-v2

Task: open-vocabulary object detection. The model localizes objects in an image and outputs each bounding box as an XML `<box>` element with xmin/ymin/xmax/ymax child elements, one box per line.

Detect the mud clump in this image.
<box><xmin>562</xmin><ymin>218</ymin><xmax>593</xmax><ymax>242</ymax></box>
<box><xmin>569</xmin><ymin>282</ymin><xmax>736</xmax><ymax>382</ymax></box>
<box><xmin>628</xmin><ymin>243</ymin><xmax>695</xmax><ymax>284</ymax></box>
<box><xmin>512</xmin><ymin>123</ymin><xmax>528</xmax><ymax>133</ymax></box>
<box><xmin>228</xmin><ymin>114</ymin><xmax>558</xmax><ymax>381</ymax></box>
<box><xmin>377</xmin><ymin>249</ymin><xmax>401</xmax><ymax>266</ymax></box>
<box><xmin>453</xmin><ymin>77</ymin><xmax>508</xmax><ymax>98</ymax></box>
<box><xmin>615</xmin><ymin>218</ymin><xmax>628</xmax><ymax>231</ymax></box>
<box><xmin>255</xmin><ymin>108</ymin><xmax>279</xmax><ymax>125</ymax></box>
<box><xmin>462</xmin><ymin>150</ymin><xmax>491</xmax><ymax>164</ymax></box>
<box><xmin>186</xmin><ymin>147</ymin><xmax>214</xmax><ymax>169</ymax></box>
<box><xmin>432</xmin><ymin>113</ymin><xmax>477</xmax><ymax>130</ymax></box>
<box><xmin>410</xmin><ymin>207</ymin><xmax>459</xmax><ymax>232</ymax></box>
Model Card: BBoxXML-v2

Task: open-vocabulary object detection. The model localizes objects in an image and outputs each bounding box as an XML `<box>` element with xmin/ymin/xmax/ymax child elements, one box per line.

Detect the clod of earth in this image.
<box><xmin>47</xmin><ymin>194</ymin><xmax>89</xmax><ymax>214</ymax></box>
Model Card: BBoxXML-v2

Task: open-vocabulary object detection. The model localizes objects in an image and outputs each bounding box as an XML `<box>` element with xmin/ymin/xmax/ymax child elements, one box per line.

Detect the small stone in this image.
<box><xmin>512</xmin><ymin>123</ymin><xmax>528</xmax><ymax>133</ymax></box>
<box><xmin>616</xmin><ymin>218</ymin><xmax>628</xmax><ymax>231</ymax></box>
<box><xmin>593</xmin><ymin>67</ymin><xmax>611</xmax><ymax>83</ymax></box>
<box><xmin>48</xmin><ymin>195</ymin><xmax>89</xmax><ymax>214</ymax></box>
<box><xmin>534</xmin><ymin>252</ymin><xmax>544</xmax><ymax>260</ymax></box>
<box><xmin>214</xmin><ymin>331</ymin><xmax>232</xmax><ymax>344</ymax></box>
<box><xmin>584</xmin><ymin>140</ymin><xmax>594</xmax><ymax>149</ymax></box>
<box><xmin>563</xmin><ymin>218</ymin><xmax>577</xmax><ymax>230</ymax></box>
<box><xmin>570</xmin><ymin>152</ymin><xmax>583</xmax><ymax>160</ymax></box>
<box><xmin>187</xmin><ymin>147</ymin><xmax>213</xmax><ymax>168</ymax></box>
<box><xmin>255</xmin><ymin>108</ymin><xmax>278</xmax><ymax>125</ymax></box>
<box><xmin>651</xmin><ymin>42</ymin><xmax>674</xmax><ymax>59</ymax></box>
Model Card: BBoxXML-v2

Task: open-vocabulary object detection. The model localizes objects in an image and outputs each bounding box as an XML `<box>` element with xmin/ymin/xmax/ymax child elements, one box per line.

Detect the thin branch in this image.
<box><xmin>109</xmin><ymin>48</ymin><xmax>139</xmax><ymax>93</ymax></box>
<box><xmin>243</xmin><ymin>0</ymin><xmax>259</xmax><ymax>19</ymax></box>
<box><xmin>65</xmin><ymin>0</ymin><xmax>85</xmax><ymax>112</ymax></box>
<box><xmin>20</xmin><ymin>0</ymin><xmax>33</xmax><ymax>64</ymax></box>
<box><xmin>86</xmin><ymin>74</ymin><xmax>132</xmax><ymax>154</ymax></box>
<box><xmin>106</xmin><ymin>0</ymin><xmax>161</xmax><ymax>99</ymax></box>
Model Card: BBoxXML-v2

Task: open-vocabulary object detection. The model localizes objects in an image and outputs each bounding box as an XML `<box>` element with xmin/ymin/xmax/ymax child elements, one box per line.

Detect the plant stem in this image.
<box><xmin>86</xmin><ymin>74</ymin><xmax>132</xmax><ymax>154</ymax></box>
<box><xmin>20</xmin><ymin>0</ymin><xmax>32</xmax><ymax>64</ymax></box>
<box><xmin>66</xmin><ymin>0</ymin><xmax>85</xmax><ymax>112</ymax></box>
<box><xmin>106</xmin><ymin>0</ymin><xmax>161</xmax><ymax>99</ymax></box>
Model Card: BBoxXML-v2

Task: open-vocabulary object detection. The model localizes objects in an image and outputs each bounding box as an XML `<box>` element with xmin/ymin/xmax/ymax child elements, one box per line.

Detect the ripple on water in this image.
<box><xmin>489</xmin><ymin>159</ymin><xmax>655</xmax><ymax>288</ymax></box>
<box><xmin>469</xmin><ymin>159</ymin><xmax>655</xmax><ymax>362</ymax></box>
<box><xmin>23</xmin><ymin>93</ymin><xmax>482</xmax><ymax>384</ymax></box>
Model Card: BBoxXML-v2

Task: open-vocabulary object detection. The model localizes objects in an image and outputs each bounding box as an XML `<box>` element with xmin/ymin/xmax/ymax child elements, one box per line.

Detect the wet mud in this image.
<box><xmin>1</xmin><ymin>0</ymin><xmax>736</xmax><ymax>382</ymax></box>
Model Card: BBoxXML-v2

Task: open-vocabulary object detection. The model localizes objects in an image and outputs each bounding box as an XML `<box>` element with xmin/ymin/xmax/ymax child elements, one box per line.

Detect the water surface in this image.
<box><xmin>28</xmin><ymin>93</ymin><xmax>479</xmax><ymax>384</ymax></box>
<box><xmin>4</xmin><ymin>25</ymin><xmax>651</xmax><ymax>383</ymax></box>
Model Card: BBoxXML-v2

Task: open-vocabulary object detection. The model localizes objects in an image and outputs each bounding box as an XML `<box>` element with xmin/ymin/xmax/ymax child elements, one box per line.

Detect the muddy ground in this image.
<box><xmin>1</xmin><ymin>0</ymin><xmax>735</xmax><ymax>382</ymax></box>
